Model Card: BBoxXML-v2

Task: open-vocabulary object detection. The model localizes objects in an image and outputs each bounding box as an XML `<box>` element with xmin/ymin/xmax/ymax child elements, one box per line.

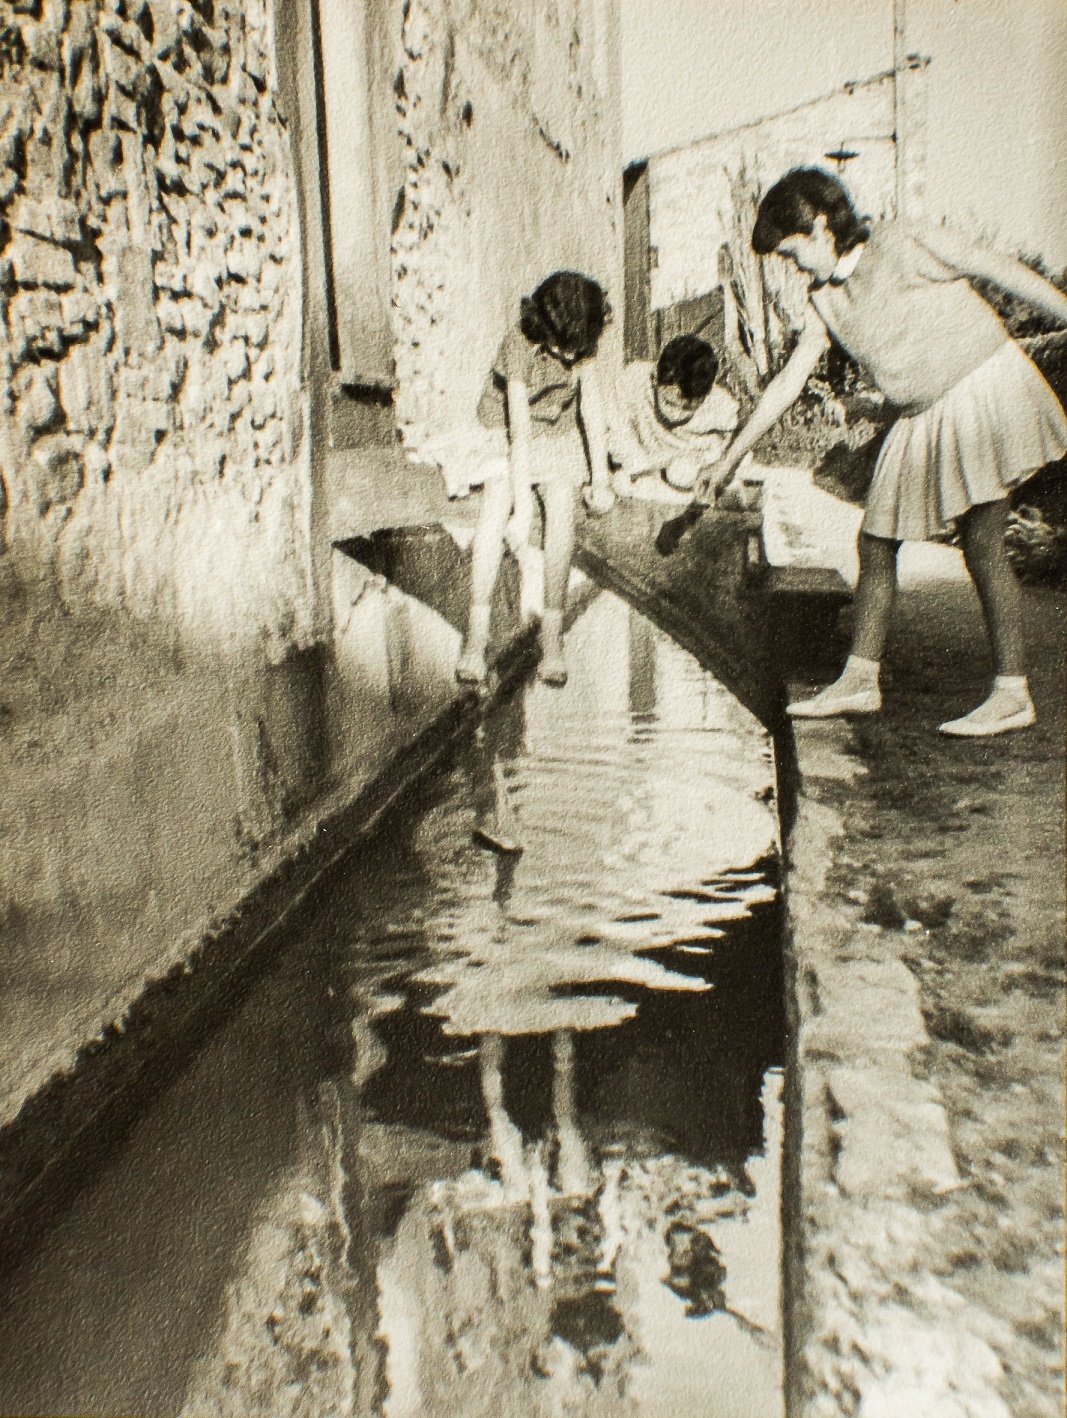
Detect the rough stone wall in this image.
<box><xmin>0</xmin><ymin>0</ymin><xmax>311</xmax><ymax>660</ymax></box>
<box><xmin>390</xmin><ymin>0</ymin><xmax>622</xmax><ymax>457</ymax></box>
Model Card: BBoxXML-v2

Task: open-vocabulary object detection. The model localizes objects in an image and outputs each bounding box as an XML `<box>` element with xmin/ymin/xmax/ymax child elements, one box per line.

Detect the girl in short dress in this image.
<box><xmin>706</xmin><ymin>168</ymin><xmax>1067</xmax><ymax>736</ymax></box>
<box><xmin>454</xmin><ymin>270</ymin><xmax>614</xmax><ymax>688</ymax></box>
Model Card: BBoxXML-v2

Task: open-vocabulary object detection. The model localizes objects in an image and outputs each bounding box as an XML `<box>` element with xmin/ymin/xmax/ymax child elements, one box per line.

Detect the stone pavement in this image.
<box><xmin>785</xmin><ymin>540</ymin><xmax>1065</xmax><ymax>1418</ymax></box>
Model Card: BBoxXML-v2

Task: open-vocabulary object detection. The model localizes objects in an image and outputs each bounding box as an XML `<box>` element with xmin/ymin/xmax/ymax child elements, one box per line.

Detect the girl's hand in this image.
<box><xmin>696</xmin><ymin>452</ymin><xmax>741</xmax><ymax>502</ymax></box>
<box><xmin>583</xmin><ymin>481</ymin><xmax>616</xmax><ymax>516</ymax></box>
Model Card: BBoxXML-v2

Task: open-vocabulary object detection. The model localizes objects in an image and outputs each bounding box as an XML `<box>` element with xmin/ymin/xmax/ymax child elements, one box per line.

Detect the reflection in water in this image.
<box><xmin>0</xmin><ymin>595</ymin><xmax>783</xmax><ymax>1418</ymax></box>
<box><xmin>181</xmin><ymin>597</ymin><xmax>784</xmax><ymax>1418</ymax></box>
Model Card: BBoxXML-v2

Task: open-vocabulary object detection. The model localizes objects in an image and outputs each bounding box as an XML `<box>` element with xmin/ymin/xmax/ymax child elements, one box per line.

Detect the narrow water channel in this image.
<box><xmin>0</xmin><ymin>593</ymin><xmax>785</xmax><ymax>1418</ymax></box>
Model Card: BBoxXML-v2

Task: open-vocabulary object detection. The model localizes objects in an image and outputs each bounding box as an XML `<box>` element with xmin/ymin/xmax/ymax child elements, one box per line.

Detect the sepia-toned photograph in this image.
<box><xmin>0</xmin><ymin>0</ymin><xmax>1063</xmax><ymax>1413</ymax></box>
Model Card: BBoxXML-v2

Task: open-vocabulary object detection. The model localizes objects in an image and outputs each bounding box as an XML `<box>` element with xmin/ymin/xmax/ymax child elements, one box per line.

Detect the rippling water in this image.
<box><xmin>0</xmin><ymin>594</ymin><xmax>785</xmax><ymax>1418</ymax></box>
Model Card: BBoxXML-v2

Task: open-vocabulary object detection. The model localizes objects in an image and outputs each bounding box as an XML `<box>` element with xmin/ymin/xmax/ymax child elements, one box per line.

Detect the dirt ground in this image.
<box><xmin>811</xmin><ymin>573</ymin><xmax>1065</xmax><ymax>1417</ymax></box>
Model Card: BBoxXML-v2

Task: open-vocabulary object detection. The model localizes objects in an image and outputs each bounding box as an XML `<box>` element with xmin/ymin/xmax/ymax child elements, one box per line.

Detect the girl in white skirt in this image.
<box><xmin>705</xmin><ymin>168</ymin><xmax>1067</xmax><ymax>736</ymax></box>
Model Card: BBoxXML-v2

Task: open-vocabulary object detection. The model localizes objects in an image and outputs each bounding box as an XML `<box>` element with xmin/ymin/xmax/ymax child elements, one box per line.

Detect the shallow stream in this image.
<box><xmin>0</xmin><ymin>593</ymin><xmax>785</xmax><ymax>1418</ymax></box>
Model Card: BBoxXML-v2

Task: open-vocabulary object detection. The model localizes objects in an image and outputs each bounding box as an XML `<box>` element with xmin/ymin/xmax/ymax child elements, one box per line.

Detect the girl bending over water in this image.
<box><xmin>706</xmin><ymin>168</ymin><xmax>1067</xmax><ymax>736</ymax></box>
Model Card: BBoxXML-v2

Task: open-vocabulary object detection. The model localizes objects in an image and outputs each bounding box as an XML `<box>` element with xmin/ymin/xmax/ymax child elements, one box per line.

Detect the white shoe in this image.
<box><xmin>787</xmin><ymin>683</ymin><xmax>881</xmax><ymax>718</ymax></box>
<box><xmin>938</xmin><ymin>685</ymin><xmax>1035</xmax><ymax>737</ymax></box>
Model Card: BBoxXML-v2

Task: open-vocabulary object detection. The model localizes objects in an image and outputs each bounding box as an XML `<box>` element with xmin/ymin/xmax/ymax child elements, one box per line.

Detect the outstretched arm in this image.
<box><xmin>702</xmin><ymin>314</ymin><xmax>829</xmax><ymax>495</ymax></box>
<box><xmin>915</xmin><ymin>224</ymin><xmax>1067</xmax><ymax>327</ymax></box>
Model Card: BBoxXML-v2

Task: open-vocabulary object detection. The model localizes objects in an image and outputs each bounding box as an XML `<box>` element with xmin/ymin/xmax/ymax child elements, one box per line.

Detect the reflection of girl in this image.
<box><xmin>708</xmin><ymin>168</ymin><xmax>1067</xmax><ymax>736</ymax></box>
<box><xmin>377</xmin><ymin>1028</ymin><xmax>636</xmax><ymax>1417</ymax></box>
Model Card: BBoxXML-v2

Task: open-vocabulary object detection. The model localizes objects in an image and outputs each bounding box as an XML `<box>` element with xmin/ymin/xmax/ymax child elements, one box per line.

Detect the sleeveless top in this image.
<box><xmin>477</xmin><ymin>325</ymin><xmax>585</xmax><ymax>438</ymax></box>
<box><xmin>810</xmin><ymin>222</ymin><xmax>1008</xmax><ymax>415</ymax></box>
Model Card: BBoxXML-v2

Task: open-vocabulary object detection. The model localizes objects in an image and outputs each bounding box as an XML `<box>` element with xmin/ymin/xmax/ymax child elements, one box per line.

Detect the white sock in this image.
<box><xmin>992</xmin><ymin>675</ymin><xmax>1028</xmax><ymax>696</ymax></box>
<box><xmin>840</xmin><ymin>654</ymin><xmax>880</xmax><ymax>686</ymax></box>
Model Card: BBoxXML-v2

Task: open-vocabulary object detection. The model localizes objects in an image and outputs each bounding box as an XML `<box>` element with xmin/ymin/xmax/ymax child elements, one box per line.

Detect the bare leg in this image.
<box><xmin>538</xmin><ymin>478</ymin><xmax>576</xmax><ymax>685</ymax></box>
<box><xmin>958</xmin><ymin>500</ymin><xmax>1025</xmax><ymax>675</ymax></box>
<box><xmin>506</xmin><ymin>479</ymin><xmax>544</xmax><ymax>623</ymax></box>
<box><xmin>553</xmin><ymin>1030</ymin><xmax>592</xmax><ymax>1195</ymax></box>
<box><xmin>788</xmin><ymin>533</ymin><xmax>898</xmax><ymax>718</ymax></box>
<box><xmin>457</xmin><ymin>477</ymin><xmax>512</xmax><ymax>682</ymax></box>
<box><xmin>541</xmin><ymin>478</ymin><xmax>576</xmax><ymax>614</ymax></box>
<box><xmin>939</xmin><ymin>499</ymin><xmax>1034</xmax><ymax>735</ymax></box>
<box><xmin>480</xmin><ymin>1033</ymin><xmax>529</xmax><ymax>1200</ymax></box>
<box><xmin>851</xmin><ymin>532</ymin><xmax>901</xmax><ymax>661</ymax></box>
<box><xmin>506</xmin><ymin>477</ymin><xmax>536</xmax><ymax>554</ymax></box>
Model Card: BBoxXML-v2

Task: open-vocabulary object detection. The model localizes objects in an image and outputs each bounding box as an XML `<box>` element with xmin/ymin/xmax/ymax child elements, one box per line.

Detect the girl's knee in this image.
<box><xmin>962</xmin><ymin>499</ymin><xmax>1008</xmax><ymax>542</ymax></box>
<box><xmin>480</xmin><ymin>478</ymin><xmax>513</xmax><ymax>517</ymax></box>
<box><xmin>858</xmin><ymin>533</ymin><xmax>900</xmax><ymax>571</ymax></box>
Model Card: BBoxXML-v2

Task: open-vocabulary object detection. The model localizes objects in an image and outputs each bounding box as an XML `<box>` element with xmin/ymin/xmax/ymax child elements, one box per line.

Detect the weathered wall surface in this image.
<box><xmin>648</xmin><ymin>79</ymin><xmax>894</xmax><ymax>316</ymax></box>
<box><xmin>0</xmin><ymin>0</ymin><xmax>328</xmax><ymax>1123</ymax></box>
<box><xmin>0</xmin><ymin>0</ymin><xmax>313</xmax><ymax>658</ymax></box>
<box><xmin>0</xmin><ymin>0</ymin><xmax>625</xmax><ymax>1131</ymax></box>
<box><xmin>390</xmin><ymin>0</ymin><xmax>623</xmax><ymax>457</ymax></box>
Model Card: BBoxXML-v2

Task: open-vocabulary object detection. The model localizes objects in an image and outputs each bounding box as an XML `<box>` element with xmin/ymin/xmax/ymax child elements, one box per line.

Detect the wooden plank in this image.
<box><xmin>762</xmin><ymin>565</ymin><xmax>852</xmax><ymax>601</ymax></box>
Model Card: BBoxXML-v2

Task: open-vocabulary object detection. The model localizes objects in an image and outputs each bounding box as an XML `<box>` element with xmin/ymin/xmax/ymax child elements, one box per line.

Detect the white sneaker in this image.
<box><xmin>938</xmin><ymin>684</ymin><xmax>1035</xmax><ymax>737</ymax></box>
<box><xmin>787</xmin><ymin>683</ymin><xmax>881</xmax><ymax>718</ymax></box>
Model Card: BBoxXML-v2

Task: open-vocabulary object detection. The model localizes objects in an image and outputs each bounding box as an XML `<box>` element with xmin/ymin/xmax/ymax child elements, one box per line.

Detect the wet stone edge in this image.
<box><xmin>781</xmin><ymin>718</ymin><xmax>1017</xmax><ymax>1418</ymax></box>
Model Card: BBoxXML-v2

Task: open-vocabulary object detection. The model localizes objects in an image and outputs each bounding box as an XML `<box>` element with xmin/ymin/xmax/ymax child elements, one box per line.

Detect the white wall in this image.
<box><xmin>649</xmin><ymin>80</ymin><xmax>895</xmax><ymax>310</ymax></box>
<box><xmin>622</xmin><ymin>0</ymin><xmax>1067</xmax><ymax>268</ymax></box>
<box><xmin>909</xmin><ymin>0</ymin><xmax>1067</xmax><ymax>266</ymax></box>
<box><xmin>622</xmin><ymin>0</ymin><xmax>891</xmax><ymax>163</ymax></box>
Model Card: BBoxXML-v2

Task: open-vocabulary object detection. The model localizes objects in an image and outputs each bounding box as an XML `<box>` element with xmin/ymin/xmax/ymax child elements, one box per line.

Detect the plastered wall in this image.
<box><xmin>390</xmin><ymin>0</ymin><xmax>623</xmax><ymax>457</ymax></box>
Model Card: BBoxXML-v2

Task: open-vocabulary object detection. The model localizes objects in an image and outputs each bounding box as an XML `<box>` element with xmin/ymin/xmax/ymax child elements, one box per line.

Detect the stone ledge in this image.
<box><xmin>785</xmin><ymin>718</ymin><xmax>1013</xmax><ymax>1418</ymax></box>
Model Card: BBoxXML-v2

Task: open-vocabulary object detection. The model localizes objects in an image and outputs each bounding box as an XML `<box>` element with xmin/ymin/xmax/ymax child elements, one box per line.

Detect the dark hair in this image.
<box><xmin>655</xmin><ymin>334</ymin><xmax>719</xmax><ymax>401</ymax></box>
<box><xmin>519</xmin><ymin>270</ymin><xmax>610</xmax><ymax>362</ymax></box>
<box><xmin>752</xmin><ymin>167</ymin><xmax>870</xmax><ymax>257</ymax></box>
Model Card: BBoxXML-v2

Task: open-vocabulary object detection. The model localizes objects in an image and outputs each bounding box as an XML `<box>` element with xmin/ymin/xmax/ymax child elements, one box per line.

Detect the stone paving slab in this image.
<box><xmin>784</xmin><ymin>560</ymin><xmax>1065</xmax><ymax>1418</ymax></box>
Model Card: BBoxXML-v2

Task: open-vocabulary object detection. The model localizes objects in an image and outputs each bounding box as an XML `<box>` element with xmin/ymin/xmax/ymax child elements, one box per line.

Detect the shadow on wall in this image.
<box><xmin>0</xmin><ymin>538</ymin><xmax>467</xmax><ymax>1131</ymax></box>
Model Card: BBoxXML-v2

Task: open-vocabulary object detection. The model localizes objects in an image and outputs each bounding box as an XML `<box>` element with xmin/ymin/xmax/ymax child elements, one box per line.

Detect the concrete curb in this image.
<box><xmin>784</xmin><ymin>720</ymin><xmax>1015</xmax><ymax>1418</ymax></box>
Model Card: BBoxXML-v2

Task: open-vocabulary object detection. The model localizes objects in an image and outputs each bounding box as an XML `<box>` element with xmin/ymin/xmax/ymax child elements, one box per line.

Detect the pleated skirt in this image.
<box><xmin>862</xmin><ymin>340</ymin><xmax>1067</xmax><ymax>542</ymax></box>
<box><xmin>421</xmin><ymin>426</ymin><xmax>589</xmax><ymax>500</ymax></box>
